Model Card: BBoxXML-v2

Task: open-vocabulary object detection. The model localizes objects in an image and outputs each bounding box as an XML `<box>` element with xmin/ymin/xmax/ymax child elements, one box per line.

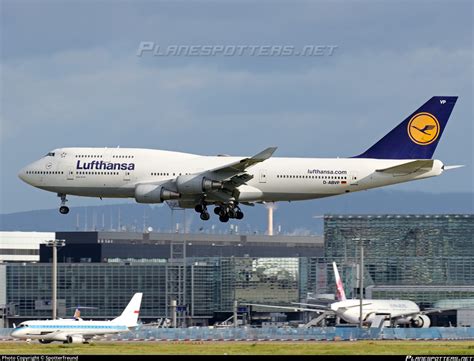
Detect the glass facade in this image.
<box><xmin>324</xmin><ymin>214</ymin><xmax>473</xmax><ymax>259</ymax></box>
<box><xmin>6</xmin><ymin>256</ymin><xmax>474</xmax><ymax>322</ymax></box>
<box><xmin>6</xmin><ymin>258</ymin><xmax>302</xmax><ymax>321</ymax></box>
<box><xmin>324</xmin><ymin>214</ymin><xmax>474</xmax><ymax>307</ymax></box>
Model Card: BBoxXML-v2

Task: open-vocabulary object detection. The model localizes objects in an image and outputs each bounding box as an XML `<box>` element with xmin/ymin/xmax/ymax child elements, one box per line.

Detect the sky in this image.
<box><xmin>1</xmin><ymin>0</ymin><xmax>473</xmax><ymax>214</ymax></box>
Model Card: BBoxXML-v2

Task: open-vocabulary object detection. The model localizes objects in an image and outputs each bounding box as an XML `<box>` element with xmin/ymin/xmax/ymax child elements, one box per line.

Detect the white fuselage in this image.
<box><xmin>10</xmin><ymin>319</ymin><xmax>129</xmax><ymax>342</ymax></box>
<box><xmin>331</xmin><ymin>299</ymin><xmax>420</xmax><ymax>325</ymax></box>
<box><xmin>18</xmin><ymin>147</ymin><xmax>445</xmax><ymax>206</ymax></box>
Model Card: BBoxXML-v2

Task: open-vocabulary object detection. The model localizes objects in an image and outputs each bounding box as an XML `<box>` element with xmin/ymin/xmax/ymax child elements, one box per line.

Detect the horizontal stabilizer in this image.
<box><xmin>376</xmin><ymin>160</ymin><xmax>433</xmax><ymax>174</ymax></box>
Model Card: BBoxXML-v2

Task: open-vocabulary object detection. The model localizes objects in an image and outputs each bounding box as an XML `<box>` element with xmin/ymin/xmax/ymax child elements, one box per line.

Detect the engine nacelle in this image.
<box><xmin>411</xmin><ymin>314</ymin><xmax>431</xmax><ymax>328</ymax></box>
<box><xmin>176</xmin><ymin>175</ymin><xmax>222</xmax><ymax>195</ymax></box>
<box><xmin>67</xmin><ymin>335</ymin><xmax>85</xmax><ymax>344</ymax></box>
<box><xmin>135</xmin><ymin>184</ymin><xmax>180</xmax><ymax>204</ymax></box>
<box><xmin>236</xmin><ymin>185</ymin><xmax>264</xmax><ymax>201</ymax></box>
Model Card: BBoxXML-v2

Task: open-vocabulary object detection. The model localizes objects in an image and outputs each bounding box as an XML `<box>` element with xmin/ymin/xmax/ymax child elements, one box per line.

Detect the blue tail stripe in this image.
<box><xmin>354</xmin><ymin>96</ymin><xmax>457</xmax><ymax>159</ymax></box>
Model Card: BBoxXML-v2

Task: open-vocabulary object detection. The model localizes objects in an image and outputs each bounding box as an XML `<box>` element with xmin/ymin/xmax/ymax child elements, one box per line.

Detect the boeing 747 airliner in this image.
<box><xmin>18</xmin><ymin>96</ymin><xmax>461</xmax><ymax>222</ymax></box>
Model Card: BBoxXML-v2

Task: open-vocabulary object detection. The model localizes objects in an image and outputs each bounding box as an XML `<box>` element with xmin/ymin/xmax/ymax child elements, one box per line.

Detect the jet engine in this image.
<box><xmin>175</xmin><ymin>175</ymin><xmax>222</xmax><ymax>195</ymax></box>
<box><xmin>135</xmin><ymin>184</ymin><xmax>180</xmax><ymax>203</ymax></box>
<box><xmin>67</xmin><ymin>335</ymin><xmax>85</xmax><ymax>344</ymax></box>
<box><xmin>411</xmin><ymin>314</ymin><xmax>431</xmax><ymax>328</ymax></box>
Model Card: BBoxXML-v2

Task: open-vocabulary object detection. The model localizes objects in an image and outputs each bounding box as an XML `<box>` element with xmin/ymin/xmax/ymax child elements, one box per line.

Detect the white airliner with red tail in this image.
<box><xmin>10</xmin><ymin>293</ymin><xmax>142</xmax><ymax>344</ymax></box>
<box><xmin>246</xmin><ymin>263</ymin><xmax>441</xmax><ymax>327</ymax></box>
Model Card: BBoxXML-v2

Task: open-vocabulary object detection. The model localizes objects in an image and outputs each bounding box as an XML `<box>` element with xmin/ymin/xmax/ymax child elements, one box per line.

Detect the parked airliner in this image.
<box><xmin>18</xmin><ymin>96</ymin><xmax>461</xmax><ymax>222</ymax></box>
<box><xmin>327</xmin><ymin>262</ymin><xmax>431</xmax><ymax>327</ymax></box>
<box><xmin>247</xmin><ymin>263</ymin><xmax>438</xmax><ymax>327</ymax></box>
<box><xmin>10</xmin><ymin>293</ymin><xmax>142</xmax><ymax>344</ymax></box>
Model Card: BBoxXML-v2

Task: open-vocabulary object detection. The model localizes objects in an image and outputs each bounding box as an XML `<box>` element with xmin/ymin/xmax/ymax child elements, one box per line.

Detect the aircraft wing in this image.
<box><xmin>242</xmin><ymin>303</ymin><xmax>328</xmax><ymax>313</ymax></box>
<box><xmin>209</xmin><ymin>147</ymin><xmax>277</xmax><ymax>176</ymax></box>
<box><xmin>386</xmin><ymin>309</ymin><xmax>448</xmax><ymax>320</ymax></box>
<box><xmin>202</xmin><ymin>147</ymin><xmax>277</xmax><ymax>191</ymax></box>
<box><xmin>421</xmin><ymin>307</ymin><xmax>467</xmax><ymax>315</ymax></box>
<box><xmin>196</xmin><ymin>147</ymin><xmax>277</xmax><ymax>198</ymax></box>
<box><xmin>375</xmin><ymin>160</ymin><xmax>434</xmax><ymax>174</ymax></box>
<box><xmin>291</xmin><ymin>301</ymin><xmax>333</xmax><ymax>309</ymax></box>
<box><xmin>335</xmin><ymin>303</ymin><xmax>373</xmax><ymax>312</ymax></box>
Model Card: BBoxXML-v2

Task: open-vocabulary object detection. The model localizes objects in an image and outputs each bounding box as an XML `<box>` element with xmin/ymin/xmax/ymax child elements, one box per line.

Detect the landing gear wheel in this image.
<box><xmin>219</xmin><ymin>214</ymin><xmax>229</xmax><ymax>223</ymax></box>
<box><xmin>200</xmin><ymin>211</ymin><xmax>210</xmax><ymax>221</ymax></box>
<box><xmin>195</xmin><ymin>204</ymin><xmax>204</xmax><ymax>213</ymax></box>
<box><xmin>59</xmin><ymin>206</ymin><xmax>70</xmax><ymax>214</ymax></box>
<box><xmin>58</xmin><ymin>193</ymin><xmax>69</xmax><ymax>215</ymax></box>
<box><xmin>214</xmin><ymin>207</ymin><xmax>221</xmax><ymax>215</ymax></box>
<box><xmin>228</xmin><ymin>209</ymin><xmax>237</xmax><ymax>218</ymax></box>
<box><xmin>235</xmin><ymin>211</ymin><xmax>244</xmax><ymax>220</ymax></box>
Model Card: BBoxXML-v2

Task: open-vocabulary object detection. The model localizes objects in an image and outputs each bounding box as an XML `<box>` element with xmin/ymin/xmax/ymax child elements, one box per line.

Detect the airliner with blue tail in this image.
<box><xmin>18</xmin><ymin>97</ymin><xmax>462</xmax><ymax>222</ymax></box>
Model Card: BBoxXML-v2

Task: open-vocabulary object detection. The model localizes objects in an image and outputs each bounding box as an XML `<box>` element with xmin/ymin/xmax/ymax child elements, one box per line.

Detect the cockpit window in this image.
<box><xmin>45</xmin><ymin>152</ymin><xmax>55</xmax><ymax>157</ymax></box>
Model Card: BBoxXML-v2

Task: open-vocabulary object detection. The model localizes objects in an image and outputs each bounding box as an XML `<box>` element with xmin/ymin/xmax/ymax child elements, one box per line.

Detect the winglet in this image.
<box><xmin>251</xmin><ymin>147</ymin><xmax>278</xmax><ymax>161</ymax></box>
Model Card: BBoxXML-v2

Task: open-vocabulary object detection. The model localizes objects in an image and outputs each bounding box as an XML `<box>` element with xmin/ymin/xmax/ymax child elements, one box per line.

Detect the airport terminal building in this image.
<box><xmin>1</xmin><ymin>214</ymin><xmax>473</xmax><ymax>327</ymax></box>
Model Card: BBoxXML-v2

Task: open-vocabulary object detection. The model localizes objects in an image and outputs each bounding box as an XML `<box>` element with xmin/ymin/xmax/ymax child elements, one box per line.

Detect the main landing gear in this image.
<box><xmin>214</xmin><ymin>203</ymin><xmax>244</xmax><ymax>223</ymax></box>
<box><xmin>194</xmin><ymin>202</ymin><xmax>244</xmax><ymax>222</ymax></box>
<box><xmin>194</xmin><ymin>204</ymin><xmax>210</xmax><ymax>221</ymax></box>
<box><xmin>58</xmin><ymin>193</ymin><xmax>69</xmax><ymax>214</ymax></box>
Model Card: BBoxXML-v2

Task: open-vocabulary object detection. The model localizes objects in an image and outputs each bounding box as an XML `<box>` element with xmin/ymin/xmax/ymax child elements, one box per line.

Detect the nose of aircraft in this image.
<box><xmin>18</xmin><ymin>167</ymin><xmax>28</xmax><ymax>183</ymax></box>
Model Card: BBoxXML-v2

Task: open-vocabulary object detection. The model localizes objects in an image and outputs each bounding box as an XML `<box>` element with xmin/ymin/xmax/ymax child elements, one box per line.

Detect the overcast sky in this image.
<box><xmin>1</xmin><ymin>0</ymin><xmax>473</xmax><ymax>214</ymax></box>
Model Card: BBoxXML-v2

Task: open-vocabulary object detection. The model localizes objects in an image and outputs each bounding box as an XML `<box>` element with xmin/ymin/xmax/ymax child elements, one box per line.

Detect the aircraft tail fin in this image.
<box><xmin>333</xmin><ymin>262</ymin><xmax>347</xmax><ymax>301</ymax></box>
<box><xmin>112</xmin><ymin>293</ymin><xmax>143</xmax><ymax>327</ymax></box>
<box><xmin>354</xmin><ymin>96</ymin><xmax>457</xmax><ymax>159</ymax></box>
<box><xmin>73</xmin><ymin>308</ymin><xmax>81</xmax><ymax>319</ymax></box>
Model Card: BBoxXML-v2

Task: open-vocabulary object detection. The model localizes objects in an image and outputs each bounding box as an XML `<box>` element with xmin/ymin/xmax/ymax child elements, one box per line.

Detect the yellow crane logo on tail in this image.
<box><xmin>407</xmin><ymin>112</ymin><xmax>440</xmax><ymax>145</ymax></box>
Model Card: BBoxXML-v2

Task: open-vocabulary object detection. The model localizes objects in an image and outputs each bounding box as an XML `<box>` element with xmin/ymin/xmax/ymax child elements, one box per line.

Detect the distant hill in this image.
<box><xmin>1</xmin><ymin>190</ymin><xmax>472</xmax><ymax>235</ymax></box>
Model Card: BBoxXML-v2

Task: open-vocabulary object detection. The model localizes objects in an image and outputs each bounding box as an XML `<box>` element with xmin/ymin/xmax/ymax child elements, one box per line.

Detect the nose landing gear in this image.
<box><xmin>58</xmin><ymin>193</ymin><xmax>69</xmax><ymax>214</ymax></box>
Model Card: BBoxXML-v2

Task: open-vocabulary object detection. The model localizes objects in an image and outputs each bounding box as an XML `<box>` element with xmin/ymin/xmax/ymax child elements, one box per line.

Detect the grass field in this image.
<box><xmin>0</xmin><ymin>341</ymin><xmax>473</xmax><ymax>355</ymax></box>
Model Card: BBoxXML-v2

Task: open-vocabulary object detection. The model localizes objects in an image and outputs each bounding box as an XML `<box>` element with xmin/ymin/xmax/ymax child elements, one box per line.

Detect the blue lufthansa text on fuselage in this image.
<box><xmin>76</xmin><ymin>160</ymin><xmax>135</xmax><ymax>171</ymax></box>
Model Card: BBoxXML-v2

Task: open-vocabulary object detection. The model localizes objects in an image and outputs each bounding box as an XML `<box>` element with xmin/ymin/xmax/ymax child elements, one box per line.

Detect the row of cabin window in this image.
<box><xmin>150</xmin><ymin>172</ymin><xmax>192</xmax><ymax>176</ymax></box>
<box><xmin>75</xmin><ymin>155</ymin><xmax>134</xmax><ymax>158</ymax></box>
<box><xmin>277</xmin><ymin>175</ymin><xmax>347</xmax><ymax>180</ymax></box>
<box><xmin>26</xmin><ymin>171</ymin><xmax>64</xmax><ymax>175</ymax></box>
<box><xmin>77</xmin><ymin>171</ymin><xmax>119</xmax><ymax>175</ymax></box>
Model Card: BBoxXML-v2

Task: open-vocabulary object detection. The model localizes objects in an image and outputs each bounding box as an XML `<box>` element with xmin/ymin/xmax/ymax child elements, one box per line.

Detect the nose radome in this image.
<box><xmin>18</xmin><ymin>167</ymin><xmax>27</xmax><ymax>182</ymax></box>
